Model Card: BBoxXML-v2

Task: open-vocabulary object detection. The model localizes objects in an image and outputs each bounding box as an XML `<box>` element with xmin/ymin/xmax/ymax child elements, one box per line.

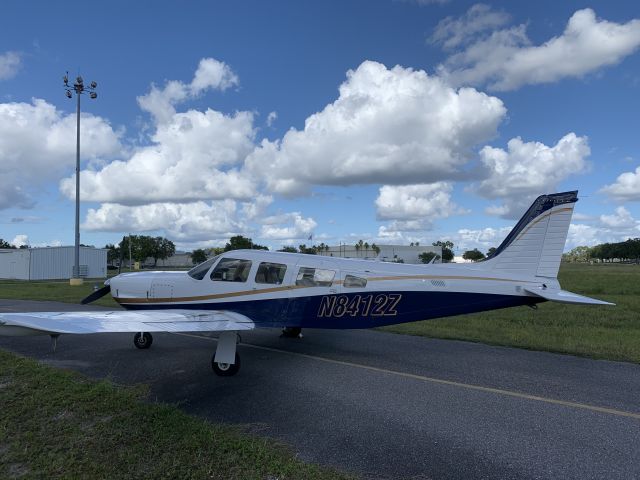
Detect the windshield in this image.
<box><xmin>187</xmin><ymin>255</ymin><xmax>219</xmax><ymax>280</ymax></box>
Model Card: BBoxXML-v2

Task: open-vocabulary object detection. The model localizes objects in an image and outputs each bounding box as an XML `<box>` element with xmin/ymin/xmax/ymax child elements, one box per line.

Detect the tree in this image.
<box><xmin>371</xmin><ymin>243</ymin><xmax>380</xmax><ymax>255</ymax></box>
<box><xmin>224</xmin><ymin>235</ymin><xmax>268</xmax><ymax>252</ymax></box>
<box><xmin>151</xmin><ymin>237</ymin><xmax>175</xmax><ymax>266</ymax></box>
<box><xmin>432</xmin><ymin>240</ymin><xmax>454</xmax><ymax>262</ymax></box>
<box><xmin>105</xmin><ymin>243</ymin><xmax>120</xmax><ymax>266</ymax></box>
<box><xmin>191</xmin><ymin>248</ymin><xmax>208</xmax><ymax>265</ymax></box>
<box><xmin>298</xmin><ymin>244</ymin><xmax>317</xmax><ymax>254</ymax></box>
<box><xmin>278</xmin><ymin>246</ymin><xmax>298</xmax><ymax>253</ymax></box>
<box><xmin>463</xmin><ymin>249</ymin><xmax>485</xmax><ymax>262</ymax></box>
<box><xmin>487</xmin><ymin>247</ymin><xmax>497</xmax><ymax>258</ymax></box>
<box><xmin>0</xmin><ymin>239</ymin><xmax>16</xmax><ymax>249</ymax></box>
<box><xmin>419</xmin><ymin>252</ymin><xmax>438</xmax><ymax>264</ymax></box>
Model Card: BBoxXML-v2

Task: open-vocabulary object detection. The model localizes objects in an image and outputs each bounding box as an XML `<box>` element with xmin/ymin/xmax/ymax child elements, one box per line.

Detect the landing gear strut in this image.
<box><xmin>281</xmin><ymin>327</ymin><xmax>302</xmax><ymax>338</ymax></box>
<box><xmin>134</xmin><ymin>332</ymin><xmax>153</xmax><ymax>349</ymax></box>
<box><xmin>212</xmin><ymin>331</ymin><xmax>241</xmax><ymax>376</ymax></box>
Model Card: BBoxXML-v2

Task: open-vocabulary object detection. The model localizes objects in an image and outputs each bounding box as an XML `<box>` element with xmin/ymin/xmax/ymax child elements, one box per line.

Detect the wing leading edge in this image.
<box><xmin>0</xmin><ymin>309</ymin><xmax>255</xmax><ymax>336</ymax></box>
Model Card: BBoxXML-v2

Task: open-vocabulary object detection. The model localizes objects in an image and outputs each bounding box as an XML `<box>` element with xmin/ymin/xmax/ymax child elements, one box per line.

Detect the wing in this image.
<box><xmin>0</xmin><ymin>309</ymin><xmax>255</xmax><ymax>336</ymax></box>
<box><xmin>524</xmin><ymin>287</ymin><xmax>614</xmax><ymax>306</ymax></box>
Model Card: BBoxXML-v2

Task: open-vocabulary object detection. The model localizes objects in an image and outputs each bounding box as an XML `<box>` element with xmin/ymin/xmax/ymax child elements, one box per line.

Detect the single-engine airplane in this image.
<box><xmin>0</xmin><ymin>191</ymin><xmax>613</xmax><ymax>375</ymax></box>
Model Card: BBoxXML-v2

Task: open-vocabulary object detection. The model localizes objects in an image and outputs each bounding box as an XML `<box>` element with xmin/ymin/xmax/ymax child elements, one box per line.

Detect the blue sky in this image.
<box><xmin>1</xmin><ymin>0</ymin><xmax>640</xmax><ymax>256</ymax></box>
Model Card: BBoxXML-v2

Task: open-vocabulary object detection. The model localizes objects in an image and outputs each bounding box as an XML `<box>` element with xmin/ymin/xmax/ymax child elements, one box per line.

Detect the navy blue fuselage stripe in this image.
<box><xmin>122</xmin><ymin>291</ymin><xmax>543</xmax><ymax>329</ymax></box>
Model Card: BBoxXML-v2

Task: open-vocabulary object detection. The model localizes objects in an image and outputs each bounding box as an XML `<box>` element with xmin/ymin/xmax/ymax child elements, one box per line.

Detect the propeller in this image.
<box><xmin>81</xmin><ymin>285</ymin><xmax>111</xmax><ymax>305</ymax></box>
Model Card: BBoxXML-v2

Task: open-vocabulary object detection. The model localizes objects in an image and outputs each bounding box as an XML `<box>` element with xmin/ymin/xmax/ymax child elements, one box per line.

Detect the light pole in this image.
<box><xmin>64</xmin><ymin>72</ymin><xmax>97</xmax><ymax>285</ymax></box>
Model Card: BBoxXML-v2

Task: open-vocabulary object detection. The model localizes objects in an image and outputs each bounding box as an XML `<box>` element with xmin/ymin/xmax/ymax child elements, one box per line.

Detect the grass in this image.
<box><xmin>380</xmin><ymin>263</ymin><xmax>640</xmax><ymax>364</ymax></box>
<box><xmin>0</xmin><ymin>350</ymin><xmax>351</xmax><ymax>480</ymax></box>
<box><xmin>0</xmin><ymin>279</ymin><xmax>120</xmax><ymax>308</ymax></box>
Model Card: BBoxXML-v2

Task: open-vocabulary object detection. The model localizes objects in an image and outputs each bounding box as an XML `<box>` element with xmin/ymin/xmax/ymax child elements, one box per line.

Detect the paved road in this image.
<box><xmin>1</xmin><ymin>299</ymin><xmax>639</xmax><ymax>479</ymax></box>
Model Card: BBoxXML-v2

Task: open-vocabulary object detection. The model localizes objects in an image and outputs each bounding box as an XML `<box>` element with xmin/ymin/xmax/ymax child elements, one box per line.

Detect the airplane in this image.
<box><xmin>0</xmin><ymin>191</ymin><xmax>613</xmax><ymax>376</ymax></box>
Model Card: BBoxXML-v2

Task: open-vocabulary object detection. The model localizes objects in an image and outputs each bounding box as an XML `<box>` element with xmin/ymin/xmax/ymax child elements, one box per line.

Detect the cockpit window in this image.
<box><xmin>211</xmin><ymin>258</ymin><xmax>252</xmax><ymax>282</ymax></box>
<box><xmin>255</xmin><ymin>262</ymin><xmax>287</xmax><ymax>284</ymax></box>
<box><xmin>187</xmin><ymin>256</ymin><xmax>219</xmax><ymax>280</ymax></box>
<box><xmin>295</xmin><ymin>267</ymin><xmax>335</xmax><ymax>287</ymax></box>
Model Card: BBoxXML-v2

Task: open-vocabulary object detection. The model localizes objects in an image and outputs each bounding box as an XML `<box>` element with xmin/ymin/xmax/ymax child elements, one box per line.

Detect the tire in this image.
<box><xmin>133</xmin><ymin>332</ymin><xmax>153</xmax><ymax>349</ymax></box>
<box><xmin>212</xmin><ymin>352</ymin><xmax>241</xmax><ymax>376</ymax></box>
<box><xmin>281</xmin><ymin>327</ymin><xmax>302</xmax><ymax>338</ymax></box>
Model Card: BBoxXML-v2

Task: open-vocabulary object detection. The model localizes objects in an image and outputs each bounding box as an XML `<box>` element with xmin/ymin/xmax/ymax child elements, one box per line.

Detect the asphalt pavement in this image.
<box><xmin>1</xmin><ymin>299</ymin><xmax>639</xmax><ymax>480</ymax></box>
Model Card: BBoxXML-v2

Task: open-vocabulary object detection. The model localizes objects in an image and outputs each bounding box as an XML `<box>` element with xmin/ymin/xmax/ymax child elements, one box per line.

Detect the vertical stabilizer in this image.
<box><xmin>483</xmin><ymin>191</ymin><xmax>577</xmax><ymax>279</ymax></box>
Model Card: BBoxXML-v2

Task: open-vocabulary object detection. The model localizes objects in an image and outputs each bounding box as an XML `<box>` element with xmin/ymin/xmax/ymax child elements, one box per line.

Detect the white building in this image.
<box><xmin>318</xmin><ymin>244</ymin><xmax>442</xmax><ymax>264</ymax></box>
<box><xmin>0</xmin><ymin>246</ymin><xmax>107</xmax><ymax>280</ymax></box>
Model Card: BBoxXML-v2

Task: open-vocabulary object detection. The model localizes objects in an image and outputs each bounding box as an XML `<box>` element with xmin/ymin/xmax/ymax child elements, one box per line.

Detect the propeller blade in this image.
<box><xmin>81</xmin><ymin>285</ymin><xmax>111</xmax><ymax>305</ymax></box>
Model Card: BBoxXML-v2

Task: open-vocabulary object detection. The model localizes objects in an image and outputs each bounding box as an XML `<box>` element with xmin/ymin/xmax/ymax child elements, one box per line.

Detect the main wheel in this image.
<box><xmin>281</xmin><ymin>327</ymin><xmax>302</xmax><ymax>338</ymax></box>
<box><xmin>133</xmin><ymin>332</ymin><xmax>153</xmax><ymax>349</ymax></box>
<box><xmin>212</xmin><ymin>352</ymin><xmax>241</xmax><ymax>376</ymax></box>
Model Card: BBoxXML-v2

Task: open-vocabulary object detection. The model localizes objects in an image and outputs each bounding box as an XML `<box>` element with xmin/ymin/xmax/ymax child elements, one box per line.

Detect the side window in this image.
<box><xmin>210</xmin><ymin>258</ymin><xmax>252</xmax><ymax>282</ymax></box>
<box><xmin>295</xmin><ymin>267</ymin><xmax>335</xmax><ymax>287</ymax></box>
<box><xmin>255</xmin><ymin>262</ymin><xmax>287</xmax><ymax>284</ymax></box>
<box><xmin>344</xmin><ymin>275</ymin><xmax>367</xmax><ymax>288</ymax></box>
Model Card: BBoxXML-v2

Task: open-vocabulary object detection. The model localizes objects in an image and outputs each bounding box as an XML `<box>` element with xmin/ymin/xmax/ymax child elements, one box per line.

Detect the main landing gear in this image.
<box><xmin>134</xmin><ymin>332</ymin><xmax>153</xmax><ymax>349</ymax></box>
<box><xmin>132</xmin><ymin>330</ymin><xmax>242</xmax><ymax>376</ymax></box>
<box><xmin>280</xmin><ymin>327</ymin><xmax>302</xmax><ymax>338</ymax></box>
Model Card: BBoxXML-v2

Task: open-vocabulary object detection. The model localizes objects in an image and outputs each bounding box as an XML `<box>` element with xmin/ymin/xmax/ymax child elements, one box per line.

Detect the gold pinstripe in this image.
<box><xmin>114</xmin><ymin>274</ymin><xmax>534</xmax><ymax>304</ymax></box>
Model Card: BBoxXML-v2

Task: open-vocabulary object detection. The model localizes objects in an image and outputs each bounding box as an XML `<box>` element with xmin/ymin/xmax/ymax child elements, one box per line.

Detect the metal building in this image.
<box><xmin>0</xmin><ymin>246</ymin><xmax>107</xmax><ymax>280</ymax></box>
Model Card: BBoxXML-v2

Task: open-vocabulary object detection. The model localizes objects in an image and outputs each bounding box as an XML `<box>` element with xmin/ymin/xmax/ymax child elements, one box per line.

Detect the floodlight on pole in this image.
<box><xmin>63</xmin><ymin>71</ymin><xmax>98</xmax><ymax>285</ymax></box>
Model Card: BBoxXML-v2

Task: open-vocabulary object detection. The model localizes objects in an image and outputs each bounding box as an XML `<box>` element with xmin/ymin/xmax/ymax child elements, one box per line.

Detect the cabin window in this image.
<box><xmin>295</xmin><ymin>267</ymin><xmax>335</xmax><ymax>287</ymax></box>
<box><xmin>343</xmin><ymin>275</ymin><xmax>367</xmax><ymax>288</ymax></box>
<box><xmin>187</xmin><ymin>256</ymin><xmax>219</xmax><ymax>280</ymax></box>
<box><xmin>255</xmin><ymin>262</ymin><xmax>287</xmax><ymax>284</ymax></box>
<box><xmin>210</xmin><ymin>258</ymin><xmax>252</xmax><ymax>282</ymax></box>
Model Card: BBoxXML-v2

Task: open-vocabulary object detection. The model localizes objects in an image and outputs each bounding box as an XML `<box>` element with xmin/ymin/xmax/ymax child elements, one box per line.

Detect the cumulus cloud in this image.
<box><xmin>0</xmin><ymin>98</ymin><xmax>122</xmax><ymax>209</ymax></box>
<box><xmin>246</xmin><ymin>61</ymin><xmax>506</xmax><ymax>195</ymax></box>
<box><xmin>375</xmin><ymin>182</ymin><xmax>465</xmax><ymax>232</ymax></box>
<box><xmin>437</xmin><ymin>8</ymin><xmax>640</xmax><ymax>90</ymax></box>
<box><xmin>0</xmin><ymin>51</ymin><xmax>21</xmax><ymax>80</ymax></box>
<box><xmin>11</xmin><ymin>234</ymin><xmax>28</xmax><ymax>247</ymax></box>
<box><xmin>137</xmin><ymin>58</ymin><xmax>239</xmax><ymax>124</ymax></box>
<box><xmin>430</xmin><ymin>4</ymin><xmax>510</xmax><ymax>50</ymax></box>
<box><xmin>259</xmin><ymin>212</ymin><xmax>317</xmax><ymax>240</ymax></box>
<box><xmin>83</xmin><ymin>200</ymin><xmax>245</xmax><ymax>241</ymax></box>
<box><xmin>476</xmin><ymin>133</ymin><xmax>590</xmax><ymax>218</ymax></box>
<box><xmin>600</xmin><ymin>166</ymin><xmax>640</xmax><ymax>201</ymax></box>
<box><xmin>60</xmin><ymin>108</ymin><xmax>256</xmax><ymax>204</ymax></box>
<box><xmin>266</xmin><ymin>111</ymin><xmax>277</xmax><ymax>127</ymax></box>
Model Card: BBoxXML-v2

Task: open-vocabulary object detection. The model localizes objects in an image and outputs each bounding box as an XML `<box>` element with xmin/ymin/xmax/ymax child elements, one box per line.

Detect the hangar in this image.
<box><xmin>0</xmin><ymin>246</ymin><xmax>107</xmax><ymax>280</ymax></box>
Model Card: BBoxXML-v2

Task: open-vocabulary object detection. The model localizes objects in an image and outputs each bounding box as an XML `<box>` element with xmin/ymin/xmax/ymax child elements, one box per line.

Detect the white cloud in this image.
<box><xmin>476</xmin><ymin>133</ymin><xmax>590</xmax><ymax>218</ymax></box>
<box><xmin>266</xmin><ymin>111</ymin><xmax>277</xmax><ymax>127</ymax></box>
<box><xmin>438</xmin><ymin>8</ymin><xmax>640</xmax><ymax>90</ymax></box>
<box><xmin>83</xmin><ymin>200</ymin><xmax>245</xmax><ymax>241</ymax></box>
<box><xmin>0</xmin><ymin>98</ymin><xmax>122</xmax><ymax>209</ymax></box>
<box><xmin>137</xmin><ymin>58</ymin><xmax>239</xmax><ymax>124</ymax></box>
<box><xmin>600</xmin><ymin>206</ymin><xmax>637</xmax><ymax>228</ymax></box>
<box><xmin>11</xmin><ymin>234</ymin><xmax>28</xmax><ymax>247</ymax></box>
<box><xmin>430</xmin><ymin>4</ymin><xmax>510</xmax><ymax>50</ymax></box>
<box><xmin>375</xmin><ymin>182</ymin><xmax>464</xmax><ymax>226</ymax></box>
<box><xmin>600</xmin><ymin>166</ymin><xmax>640</xmax><ymax>201</ymax></box>
<box><xmin>259</xmin><ymin>212</ymin><xmax>317</xmax><ymax>240</ymax></box>
<box><xmin>60</xmin><ymin>108</ymin><xmax>257</xmax><ymax>204</ymax></box>
<box><xmin>246</xmin><ymin>60</ymin><xmax>506</xmax><ymax>195</ymax></box>
<box><xmin>0</xmin><ymin>51</ymin><xmax>21</xmax><ymax>80</ymax></box>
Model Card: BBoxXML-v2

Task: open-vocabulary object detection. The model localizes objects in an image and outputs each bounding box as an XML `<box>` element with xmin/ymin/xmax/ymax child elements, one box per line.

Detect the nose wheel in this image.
<box><xmin>133</xmin><ymin>332</ymin><xmax>153</xmax><ymax>349</ymax></box>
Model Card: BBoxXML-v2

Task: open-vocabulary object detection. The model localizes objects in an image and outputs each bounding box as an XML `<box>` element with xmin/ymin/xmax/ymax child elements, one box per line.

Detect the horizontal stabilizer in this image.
<box><xmin>524</xmin><ymin>287</ymin><xmax>614</xmax><ymax>306</ymax></box>
<box><xmin>0</xmin><ymin>309</ymin><xmax>255</xmax><ymax>336</ymax></box>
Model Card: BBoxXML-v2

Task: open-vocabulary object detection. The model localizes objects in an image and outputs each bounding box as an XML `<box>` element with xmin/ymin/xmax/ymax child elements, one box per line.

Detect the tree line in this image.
<box><xmin>563</xmin><ymin>238</ymin><xmax>640</xmax><ymax>263</ymax></box>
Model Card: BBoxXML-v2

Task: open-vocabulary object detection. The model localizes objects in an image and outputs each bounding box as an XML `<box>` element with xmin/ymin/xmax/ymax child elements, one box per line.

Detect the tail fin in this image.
<box><xmin>483</xmin><ymin>191</ymin><xmax>577</xmax><ymax>279</ymax></box>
